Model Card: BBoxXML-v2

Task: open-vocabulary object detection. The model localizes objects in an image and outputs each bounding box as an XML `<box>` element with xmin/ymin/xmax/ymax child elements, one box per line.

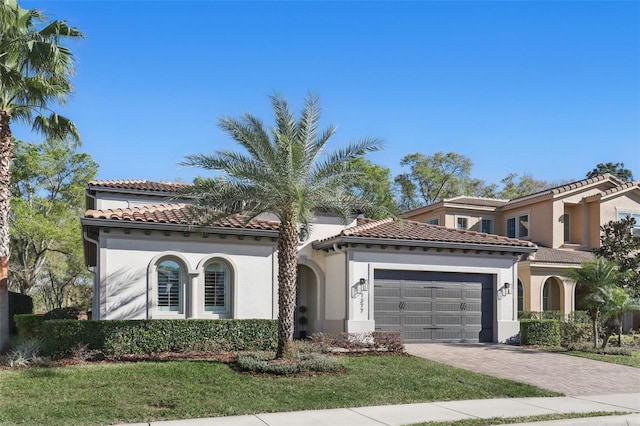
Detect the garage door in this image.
<box><xmin>374</xmin><ymin>270</ymin><xmax>493</xmax><ymax>343</ymax></box>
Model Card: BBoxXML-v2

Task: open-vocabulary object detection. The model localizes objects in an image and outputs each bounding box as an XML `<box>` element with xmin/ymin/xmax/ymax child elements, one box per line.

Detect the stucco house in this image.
<box><xmin>81</xmin><ymin>180</ymin><xmax>537</xmax><ymax>343</ymax></box>
<box><xmin>404</xmin><ymin>174</ymin><xmax>640</xmax><ymax>328</ymax></box>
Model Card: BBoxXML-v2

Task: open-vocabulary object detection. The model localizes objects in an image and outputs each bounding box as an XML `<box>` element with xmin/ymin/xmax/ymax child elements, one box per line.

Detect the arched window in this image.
<box><xmin>517</xmin><ymin>280</ymin><xmax>524</xmax><ymax>312</ymax></box>
<box><xmin>204</xmin><ymin>262</ymin><xmax>229</xmax><ymax>313</ymax></box>
<box><xmin>157</xmin><ymin>259</ymin><xmax>183</xmax><ymax>312</ymax></box>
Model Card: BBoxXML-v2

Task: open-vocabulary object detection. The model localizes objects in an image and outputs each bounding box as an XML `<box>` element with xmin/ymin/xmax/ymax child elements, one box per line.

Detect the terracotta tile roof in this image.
<box><xmin>443</xmin><ymin>196</ymin><xmax>509</xmax><ymax>208</ymax></box>
<box><xmin>505</xmin><ymin>174</ymin><xmax>623</xmax><ymax>205</ymax></box>
<box><xmin>317</xmin><ymin>218</ymin><xmax>535</xmax><ymax>248</ymax></box>
<box><xmin>593</xmin><ymin>181</ymin><xmax>640</xmax><ymax>200</ymax></box>
<box><xmin>88</xmin><ymin>180</ymin><xmax>191</xmax><ymax>193</ymax></box>
<box><xmin>84</xmin><ymin>204</ymin><xmax>280</xmax><ymax>230</ymax></box>
<box><xmin>530</xmin><ymin>247</ymin><xmax>595</xmax><ymax>264</ymax></box>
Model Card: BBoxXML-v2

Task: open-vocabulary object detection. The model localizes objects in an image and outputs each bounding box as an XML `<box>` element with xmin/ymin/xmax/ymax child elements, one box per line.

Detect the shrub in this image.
<box><xmin>236</xmin><ymin>352</ymin><xmax>341</xmax><ymax>375</ymax></box>
<box><xmin>1</xmin><ymin>338</ymin><xmax>51</xmax><ymax>368</ymax></box>
<box><xmin>39</xmin><ymin>319</ymin><xmax>277</xmax><ymax>358</ymax></box>
<box><xmin>561</xmin><ymin>311</ymin><xmax>592</xmax><ymax>346</ymax></box>
<box><xmin>8</xmin><ymin>292</ymin><xmax>33</xmax><ymax>334</ymax></box>
<box><xmin>44</xmin><ymin>307</ymin><xmax>82</xmax><ymax>320</ymax></box>
<box><xmin>565</xmin><ymin>342</ymin><xmax>632</xmax><ymax>356</ymax></box>
<box><xmin>14</xmin><ymin>314</ymin><xmax>45</xmax><ymax>339</ymax></box>
<box><xmin>520</xmin><ymin>319</ymin><xmax>561</xmax><ymax>346</ymax></box>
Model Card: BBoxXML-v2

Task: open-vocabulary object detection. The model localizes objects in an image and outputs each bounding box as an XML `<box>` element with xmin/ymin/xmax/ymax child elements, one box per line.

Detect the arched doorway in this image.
<box><xmin>517</xmin><ymin>279</ymin><xmax>524</xmax><ymax>313</ymax></box>
<box><xmin>296</xmin><ymin>264</ymin><xmax>318</xmax><ymax>339</ymax></box>
<box><xmin>575</xmin><ymin>283</ymin><xmax>590</xmax><ymax>311</ymax></box>
<box><xmin>542</xmin><ymin>277</ymin><xmax>562</xmax><ymax>312</ymax></box>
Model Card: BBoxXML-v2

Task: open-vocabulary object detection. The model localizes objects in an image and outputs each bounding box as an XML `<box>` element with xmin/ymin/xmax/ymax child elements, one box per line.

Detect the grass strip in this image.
<box><xmin>412</xmin><ymin>411</ymin><xmax>630</xmax><ymax>425</ymax></box>
<box><xmin>0</xmin><ymin>355</ymin><xmax>560</xmax><ymax>426</ymax></box>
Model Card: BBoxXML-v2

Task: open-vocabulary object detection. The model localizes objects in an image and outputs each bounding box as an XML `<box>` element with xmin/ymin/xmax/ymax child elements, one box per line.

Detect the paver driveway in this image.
<box><xmin>406</xmin><ymin>343</ymin><xmax>640</xmax><ymax>396</ymax></box>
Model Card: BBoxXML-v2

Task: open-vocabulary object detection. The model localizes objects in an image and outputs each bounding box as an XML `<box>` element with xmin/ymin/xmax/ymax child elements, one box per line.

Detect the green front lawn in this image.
<box><xmin>0</xmin><ymin>355</ymin><xmax>560</xmax><ymax>426</ymax></box>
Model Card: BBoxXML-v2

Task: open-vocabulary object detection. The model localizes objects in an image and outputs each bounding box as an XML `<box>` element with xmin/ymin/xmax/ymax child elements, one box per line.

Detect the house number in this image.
<box><xmin>399</xmin><ymin>301</ymin><xmax>406</xmax><ymax>311</ymax></box>
<box><xmin>460</xmin><ymin>302</ymin><xmax>467</xmax><ymax>311</ymax></box>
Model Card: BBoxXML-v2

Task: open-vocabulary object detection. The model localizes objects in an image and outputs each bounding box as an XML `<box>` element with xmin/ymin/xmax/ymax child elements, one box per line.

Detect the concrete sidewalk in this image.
<box><xmin>118</xmin><ymin>393</ymin><xmax>640</xmax><ymax>426</ymax></box>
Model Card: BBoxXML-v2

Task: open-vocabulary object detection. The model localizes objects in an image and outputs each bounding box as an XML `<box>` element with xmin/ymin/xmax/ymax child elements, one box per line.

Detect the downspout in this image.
<box><xmin>83</xmin><ymin>228</ymin><xmax>100</xmax><ymax>320</ymax></box>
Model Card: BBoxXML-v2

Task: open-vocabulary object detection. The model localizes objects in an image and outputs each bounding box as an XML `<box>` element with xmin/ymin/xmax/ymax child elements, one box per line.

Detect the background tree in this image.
<box><xmin>594</xmin><ymin>217</ymin><xmax>640</xmax><ymax>298</ymax></box>
<box><xmin>182</xmin><ymin>94</ymin><xmax>384</xmax><ymax>359</ymax></box>
<box><xmin>394</xmin><ymin>151</ymin><xmax>474</xmax><ymax>208</ymax></box>
<box><xmin>566</xmin><ymin>259</ymin><xmax>630</xmax><ymax>349</ymax></box>
<box><xmin>9</xmin><ymin>138</ymin><xmax>97</xmax><ymax>309</ymax></box>
<box><xmin>586</xmin><ymin>162</ymin><xmax>633</xmax><ymax>181</ymax></box>
<box><xmin>347</xmin><ymin>158</ymin><xmax>399</xmax><ymax>218</ymax></box>
<box><xmin>496</xmin><ymin>173</ymin><xmax>554</xmax><ymax>200</ymax></box>
<box><xmin>0</xmin><ymin>2</ymin><xmax>83</xmax><ymax>351</ymax></box>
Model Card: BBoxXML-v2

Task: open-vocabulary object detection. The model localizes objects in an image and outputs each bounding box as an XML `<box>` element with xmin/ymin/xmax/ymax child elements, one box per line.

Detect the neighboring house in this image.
<box><xmin>404</xmin><ymin>174</ymin><xmax>640</xmax><ymax>329</ymax></box>
<box><xmin>81</xmin><ymin>180</ymin><xmax>537</xmax><ymax>343</ymax></box>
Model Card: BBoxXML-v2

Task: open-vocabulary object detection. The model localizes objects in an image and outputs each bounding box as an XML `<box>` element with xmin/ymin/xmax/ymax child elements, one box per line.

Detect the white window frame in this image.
<box><xmin>203</xmin><ymin>261</ymin><xmax>231</xmax><ymax>315</ymax></box>
<box><xmin>455</xmin><ymin>215</ymin><xmax>470</xmax><ymax>230</ymax></box>
<box><xmin>617</xmin><ymin>209</ymin><xmax>640</xmax><ymax>237</ymax></box>
<box><xmin>480</xmin><ymin>217</ymin><xmax>494</xmax><ymax>234</ymax></box>
<box><xmin>426</xmin><ymin>216</ymin><xmax>439</xmax><ymax>226</ymax></box>
<box><xmin>152</xmin><ymin>256</ymin><xmax>188</xmax><ymax>318</ymax></box>
<box><xmin>506</xmin><ymin>210</ymin><xmax>531</xmax><ymax>239</ymax></box>
<box><xmin>198</xmin><ymin>256</ymin><xmax>235</xmax><ymax>319</ymax></box>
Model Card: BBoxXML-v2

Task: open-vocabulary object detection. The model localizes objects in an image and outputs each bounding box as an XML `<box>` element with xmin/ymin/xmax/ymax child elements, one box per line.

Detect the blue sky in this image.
<box><xmin>16</xmin><ymin>1</ymin><xmax>640</xmax><ymax>187</ymax></box>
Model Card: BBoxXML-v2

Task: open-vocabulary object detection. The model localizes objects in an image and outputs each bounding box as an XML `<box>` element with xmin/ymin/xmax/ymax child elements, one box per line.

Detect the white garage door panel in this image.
<box><xmin>374</xmin><ymin>271</ymin><xmax>493</xmax><ymax>343</ymax></box>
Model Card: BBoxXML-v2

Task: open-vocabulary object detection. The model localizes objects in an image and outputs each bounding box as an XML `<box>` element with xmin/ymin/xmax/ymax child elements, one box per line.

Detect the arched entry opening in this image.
<box><xmin>517</xmin><ymin>279</ymin><xmax>524</xmax><ymax>313</ymax></box>
<box><xmin>575</xmin><ymin>282</ymin><xmax>590</xmax><ymax>312</ymax></box>
<box><xmin>296</xmin><ymin>264</ymin><xmax>318</xmax><ymax>339</ymax></box>
<box><xmin>542</xmin><ymin>277</ymin><xmax>562</xmax><ymax>312</ymax></box>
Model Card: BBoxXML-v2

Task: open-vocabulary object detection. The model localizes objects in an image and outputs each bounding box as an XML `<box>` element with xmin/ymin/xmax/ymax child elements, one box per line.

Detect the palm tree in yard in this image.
<box><xmin>0</xmin><ymin>2</ymin><xmax>83</xmax><ymax>351</ymax></box>
<box><xmin>566</xmin><ymin>259</ymin><xmax>631</xmax><ymax>349</ymax></box>
<box><xmin>182</xmin><ymin>94</ymin><xmax>383</xmax><ymax>358</ymax></box>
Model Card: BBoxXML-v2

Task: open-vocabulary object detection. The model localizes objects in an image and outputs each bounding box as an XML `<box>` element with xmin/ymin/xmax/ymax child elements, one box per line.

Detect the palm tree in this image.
<box><xmin>182</xmin><ymin>94</ymin><xmax>383</xmax><ymax>358</ymax></box>
<box><xmin>0</xmin><ymin>2</ymin><xmax>83</xmax><ymax>351</ymax></box>
<box><xmin>566</xmin><ymin>259</ymin><xmax>630</xmax><ymax>349</ymax></box>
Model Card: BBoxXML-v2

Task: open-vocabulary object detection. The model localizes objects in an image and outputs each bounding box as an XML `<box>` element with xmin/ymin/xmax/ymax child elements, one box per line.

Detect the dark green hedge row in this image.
<box><xmin>9</xmin><ymin>292</ymin><xmax>33</xmax><ymax>333</ymax></box>
<box><xmin>14</xmin><ymin>314</ymin><xmax>44</xmax><ymax>338</ymax></box>
<box><xmin>520</xmin><ymin>319</ymin><xmax>561</xmax><ymax>346</ymax></box>
<box><xmin>39</xmin><ymin>319</ymin><xmax>277</xmax><ymax>358</ymax></box>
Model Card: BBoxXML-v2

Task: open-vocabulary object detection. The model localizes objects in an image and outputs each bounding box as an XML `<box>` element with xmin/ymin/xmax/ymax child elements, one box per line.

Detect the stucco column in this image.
<box><xmin>188</xmin><ymin>272</ymin><xmax>199</xmax><ymax>318</ymax></box>
<box><xmin>562</xmin><ymin>279</ymin><xmax>575</xmax><ymax>318</ymax></box>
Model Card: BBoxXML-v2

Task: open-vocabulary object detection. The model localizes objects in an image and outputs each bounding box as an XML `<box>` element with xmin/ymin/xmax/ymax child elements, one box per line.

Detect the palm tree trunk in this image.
<box><xmin>0</xmin><ymin>110</ymin><xmax>13</xmax><ymax>352</ymax></box>
<box><xmin>275</xmin><ymin>214</ymin><xmax>299</xmax><ymax>359</ymax></box>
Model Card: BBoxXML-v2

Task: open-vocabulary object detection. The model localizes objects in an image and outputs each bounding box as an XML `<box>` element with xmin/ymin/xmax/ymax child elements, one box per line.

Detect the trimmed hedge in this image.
<box><xmin>39</xmin><ymin>319</ymin><xmax>277</xmax><ymax>358</ymax></box>
<box><xmin>9</xmin><ymin>292</ymin><xmax>33</xmax><ymax>333</ymax></box>
<box><xmin>520</xmin><ymin>319</ymin><xmax>561</xmax><ymax>346</ymax></box>
<box><xmin>14</xmin><ymin>314</ymin><xmax>45</xmax><ymax>339</ymax></box>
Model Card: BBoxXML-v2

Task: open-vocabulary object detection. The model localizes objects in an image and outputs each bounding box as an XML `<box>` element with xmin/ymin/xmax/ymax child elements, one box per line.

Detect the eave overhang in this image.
<box><xmin>312</xmin><ymin>235</ymin><xmax>537</xmax><ymax>255</ymax></box>
<box><xmin>80</xmin><ymin>217</ymin><xmax>279</xmax><ymax>239</ymax></box>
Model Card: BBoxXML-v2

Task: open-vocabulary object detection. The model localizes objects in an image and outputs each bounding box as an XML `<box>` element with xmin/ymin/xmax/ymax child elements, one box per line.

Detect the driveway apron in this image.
<box><xmin>405</xmin><ymin>343</ymin><xmax>640</xmax><ymax>396</ymax></box>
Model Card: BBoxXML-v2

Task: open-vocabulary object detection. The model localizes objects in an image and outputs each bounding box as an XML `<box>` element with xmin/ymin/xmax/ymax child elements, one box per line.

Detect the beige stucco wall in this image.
<box><xmin>518</xmin><ymin>262</ymin><xmax>577</xmax><ymax>315</ymax></box>
<box><xmin>601</xmin><ymin>193</ymin><xmax>640</xmax><ymax>224</ymax></box>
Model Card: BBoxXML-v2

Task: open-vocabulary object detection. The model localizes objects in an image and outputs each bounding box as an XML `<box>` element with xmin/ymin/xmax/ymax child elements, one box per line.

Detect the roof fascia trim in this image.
<box><xmin>312</xmin><ymin>236</ymin><xmax>537</xmax><ymax>254</ymax></box>
<box><xmin>80</xmin><ymin>218</ymin><xmax>279</xmax><ymax>238</ymax></box>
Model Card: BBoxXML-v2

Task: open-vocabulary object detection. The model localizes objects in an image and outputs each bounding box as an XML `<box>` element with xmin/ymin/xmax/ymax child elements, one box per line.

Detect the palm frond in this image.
<box><xmin>39</xmin><ymin>20</ymin><xmax>84</xmax><ymax>39</ymax></box>
<box><xmin>32</xmin><ymin>113</ymin><xmax>80</xmax><ymax>145</ymax></box>
<box><xmin>218</xmin><ymin>114</ymin><xmax>277</xmax><ymax>167</ymax></box>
